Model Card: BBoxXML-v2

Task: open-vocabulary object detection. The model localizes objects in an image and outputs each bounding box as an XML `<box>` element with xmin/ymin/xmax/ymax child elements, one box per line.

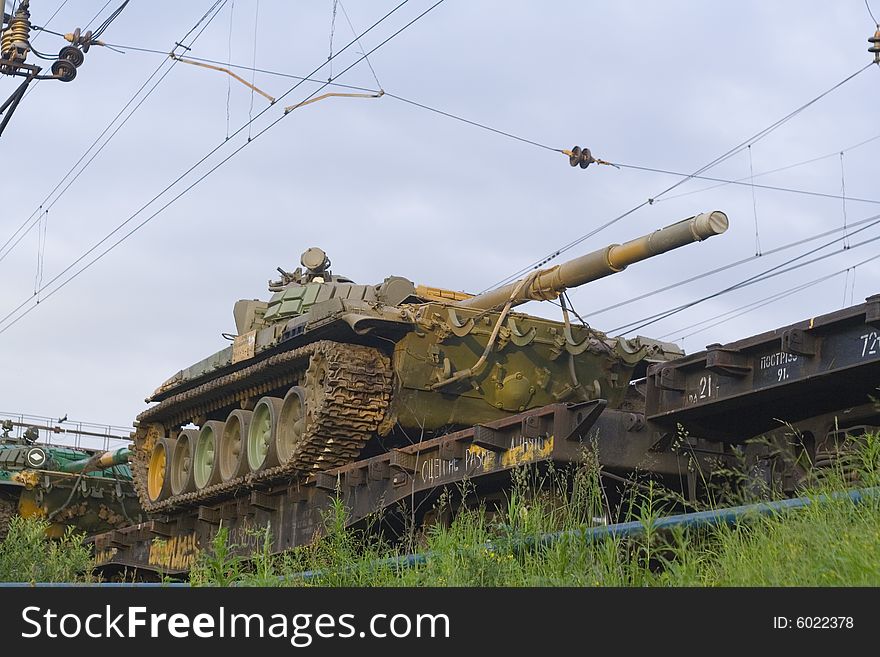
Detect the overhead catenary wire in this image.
<box><xmin>588</xmin><ymin>210</ymin><xmax>880</xmax><ymax>320</ymax></box>
<box><xmin>0</xmin><ymin>0</ymin><xmax>441</xmax><ymax>334</ymax></box>
<box><xmin>27</xmin><ymin>0</ymin><xmax>69</xmax><ymax>44</ymax></box>
<box><xmin>612</xmin><ymin>228</ymin><xmax>880</xmax><ymax>335</ymax></box>
<box><xmin>6</xmin><ymin>5</ymin><xmax>870</xmax><ymax>344</ymax></box>
<box><xmin>94</xmin><ymin>43</ymin><xmax>878</xmax><ymax>197</ymax></box>
<box><xmin>747</xmin><ymin>145</ymin><xmax>762</xmax><ymax>256</ymax></box>
<box><xmin>656</xmin><ymin>132</ymin><xmax>880</xmax><ymax>202</ymax></box>
<box><xmin>26</xmin><ymin>41</ymin><xmax>876</xmax><ymax>318</ymax></box>
<box><xmin>673</xmin><ymin>271</ymin><xmax>845</xmax><ymax>341</ymax></box>
<box><xmin>0</xmin><ymin>0</ymin><xmax>408</xmax><ymax>325</ymax></box>
<box><xmin>613</xmin><ymin>231</ymin><xmax>880</xmax><ymax>337</ymax></box>
<box><xmin>338</xmin><ymin>0</ymin><xmax>382</xmax><ymax>90</ymax></box>
<box><xmin>671</xmin><ymin>269</ymin><xmax>848</xmax><ymax>342</ymax></box>
<box><xmin>327</xmin><ymin>0</ymin><xmax>337</xmax><ymax>81</ymax></box>
<box><xmin>21</xmin><ymin>0</ymin><xmax>126</xmax><ymax>101</ymax></box>
<box><xmin>484</xmin><ymin>62</ymin><xmax>875</xmax><ymax>293</ymax></box>
<box><xmin>0</xmin><ymin>0</ymin><xmax>447</xmax><ymax>337</ymax></box>
<box><xmin>840</xmin><ymin>151</ymin><xmax>850</xmax><ymax>248</ymax></box>
<box><xmin>606</xmin><ymin>162</ymin><xmax>880</xmax><ymax>206</ymax></box>
<box><xmin>225</xmin><ymin>0</ymin><xmax>234</xmax><ymax>139</ymax></box>
<box><xmin>0</xmin><ymin>1</ymin><xmax>229</xmax><ymax>266</ymax></box>
<box><xmin>609</xmin><ymin>212</ymin><xmax>880</xmax><ymax>335</ymax></box>
<box><xmin>668</xmin><ymin>248</ymin><xmax>880</xmax><ymax>342</ymax></box>
<box><xmin>247</xmin><ymin>0</ymin><xmax>259</xmax><ymax>139</ymax></box>
<box><xmin>867</xmin><ymin>0</ymin><xmax>878</xmax><ymax>26</ymax></box>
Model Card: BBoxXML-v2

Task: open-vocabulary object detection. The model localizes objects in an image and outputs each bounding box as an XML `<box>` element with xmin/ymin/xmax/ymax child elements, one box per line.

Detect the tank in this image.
<box><xmin>132</xmin><ymin>211</ymin><xmax>729</xmax><ymax>511</ymax></box>
<box><xmin>0</xmin><ymin>421</ymin><xmax>141</xmax><ymax>540</ymax></box>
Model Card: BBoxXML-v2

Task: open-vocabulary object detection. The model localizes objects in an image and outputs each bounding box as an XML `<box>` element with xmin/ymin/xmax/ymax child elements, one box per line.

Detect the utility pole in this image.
<box><xmin>0</xmin><ymin>0</ymin><xmax>113</xmax><ymax>138</ymax></box>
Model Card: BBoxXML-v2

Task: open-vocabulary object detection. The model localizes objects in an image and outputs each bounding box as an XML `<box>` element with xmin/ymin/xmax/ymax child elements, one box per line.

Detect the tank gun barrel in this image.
<box><xmin>58</xmin><ymin>446</ymin><xmax>131</xmax><ymax>474</ymax></box>
<box><xmin>457</xmin><ymin>211</ymin><xmax>729</xmax><ymax>311</ymax></box>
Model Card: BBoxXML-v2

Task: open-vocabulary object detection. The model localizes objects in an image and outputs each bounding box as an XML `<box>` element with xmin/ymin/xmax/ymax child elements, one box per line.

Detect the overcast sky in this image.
<box><xmin>1</xmin><ymin>0</ymin><xmax>878</xmax><ymax>430</ymax></box>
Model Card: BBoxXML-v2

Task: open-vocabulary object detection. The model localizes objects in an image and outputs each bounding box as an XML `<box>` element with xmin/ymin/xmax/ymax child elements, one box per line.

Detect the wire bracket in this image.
<box><xmin>283</xmin><ymin>89</ymin><xmax>384</xmax><ymax>115</ymax></box>
<box><xmin>170</xmin><ymin>54</ymin><xmax>277</xmax><ymax>103</ymax></box>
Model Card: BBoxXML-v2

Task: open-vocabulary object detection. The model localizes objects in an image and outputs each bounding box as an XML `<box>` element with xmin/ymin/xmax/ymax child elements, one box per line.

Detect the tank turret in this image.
<box><xmin>0</xmin><ymin>436</ymin><xmax>139</xmax><ymax>540</ymax></box>
<box><xmin>131</xmin><ymin>210</ymin><xmax>730</xmax><ymax>510</ymax></box>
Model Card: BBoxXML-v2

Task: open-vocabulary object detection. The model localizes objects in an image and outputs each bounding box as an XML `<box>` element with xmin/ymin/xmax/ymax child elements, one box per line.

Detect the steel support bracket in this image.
<box><xmin>472</xmin><ymin>425</ymin><xmax>508</xmax><ymax>451</ymax></box>
<box><xmin>706</xmin><ymin>345</ymin><xmax>752</xmax><ymax>376</ymax></box>
<box><xmin>781</xmin><ymin>328</ymin><xmax>817</xmax><ymax>357</ymax></box>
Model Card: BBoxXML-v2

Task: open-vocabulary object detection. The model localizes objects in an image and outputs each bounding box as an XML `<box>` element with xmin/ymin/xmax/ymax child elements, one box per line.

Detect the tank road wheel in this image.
<box><xmin>272</xmin><ymin>386</ymin><xmax>307</xmax><ymax>466</ymax></box>
<box><xmin>194</xmin><ymin>421</ymin><xmax>224</xmax><ymax>490</ymax></box>
<box><xmin>0</xmin><ymin>495</ymin><xmax>18</xmax><ymax>542</ymax></box>
<box><xmin>219</xmin><ymin>410</ymin><xmax>252</xmax><ymax>482</ymax></box>
<box><xmin>247</xmin><ymin>397</ymin><xmax>283</xmax><ymax>471</ymax></box>
<box><xmin>146</xmin><ymin>436</ymin><xmax>176</xmax><ymax>503</ymax></box>
<box><xmin>170</xmin><ymin>429</ymin><xmax>198</xmax><ymax>496</ymax></box>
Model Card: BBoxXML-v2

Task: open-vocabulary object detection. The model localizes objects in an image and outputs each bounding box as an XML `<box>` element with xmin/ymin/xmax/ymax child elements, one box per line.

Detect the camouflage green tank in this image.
<box><xmin>132</xmin><ymin>211</ymin><xmax>728</xmax><ymax>512</ymax></box>
<box><xmin>0</xmin><ymin>421</ymin><xmax>140</xmax><ymax>540</ymax></box>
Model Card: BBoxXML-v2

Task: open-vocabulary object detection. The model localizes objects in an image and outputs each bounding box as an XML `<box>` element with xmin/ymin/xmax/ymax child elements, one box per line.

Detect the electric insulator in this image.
<box><xmin>51</xmin><ymin>59</ymin><xmax>76</xmax><ymax>82</ymax></box>
<box><xmin>1</xmin><ymin>2</ymin><xmax>32</xmax><ymax>63</ymax></box>
<box><xmin>568</xmin><ymin>145</ymin><xmax>596</xmax><ymax>169</ymax></box>
<box><xmin>870</xmin><ymin>28</ymin><xmax>880</xmax><ymax>64</ymax></box>
<box><xmin>58</xmin><ymin>46</ymin><xmax>84</xmax><ymax>68</ymax></box>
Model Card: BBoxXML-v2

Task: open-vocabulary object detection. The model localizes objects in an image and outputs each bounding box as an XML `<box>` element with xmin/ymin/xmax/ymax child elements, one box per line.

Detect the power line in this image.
<box><xmin>384</xmin><ymin>92</ymin><xmax>561</xmax><ymax>153</ymax></box>
<box><xmin>97</xmin><ymin>44</ymin><xmax>381</xmax><ymax>93</ymax></box>
<box><xmin>21</xmin><ymin>0</ymin><xmax>128</xmax><ymax>102</ymax></box>
<box><xmin>608</xmin><ymin>161</ymin><xmax>880</xmax><ymax>206</ymax></box>
<box><xmin>28</xmin><ymin>0</ymin><xmax>69</xmax><ymax>44</ymax></box>
<box><xmin>587</xmin><ymin>210</ymin><xmax>880</xmax><ymax>320</ymax></box>
<box><xmin>338</xmin><ymin>0</ymin><xmax>382</xmax><ymax>90</ymax></box>
<box><xmin>1</xmin><ymin>0</ymin><xmax>403</xmax><ymax>327</ymax></box>
<box><xmin>85</xmin><ymin>1</ymin><xmax>114</xmax><ymax>32</ymax></box>
<box><xmin>0</xmin><ymin>1</ymin><xmax>228</xmax><ymax>265</ymax></box>
<box><xmin>867</xmin><ymin>0</ymin><xmax>878</xmax><ymax>26</ymax></box>
<box><xmin>670</xmin><ymin>271</ymin><xmax>844</xmax><ymax>342</ymax></box>
<box><xmin>79</xmin><ymin>40</ymin><xmax>563</xmax><ymax>153</ymax></box>
<box><xmin>667</xmin><ymin>247</ymin><xmax>880</xmax><ymax>342</ymax></box>
<box><xmin>482</xmin><ymin>62</ymin><xmax>875</xmax><ymax>293</ymax></box>
<box><xmin>657</xmin><ymin>132</ymin><xmax>880</xmax><ymax>202</ymax></box>
<box><xmin>0</xmin><ymin>0</ymin><xmax>446</xmax><ymax>336</ymax></box>
<box><xmin>609</xmin><ymin>212</ymin><xmax>880</xmax><ymax>335</ymax></box>
<box><xmin>67</xmin><ymin>43</ymin><xmax>880</xmax><ymax>310</ymax></box>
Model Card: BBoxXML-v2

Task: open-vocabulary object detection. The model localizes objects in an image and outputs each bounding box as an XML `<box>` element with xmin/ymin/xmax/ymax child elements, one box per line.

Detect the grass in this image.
<box><xmin>188</xmin><ymin>434</ymin><xmax>880</xmax><ymax>587</ymax></box>
<box><xmin>0</xmin><ymin>515</ymin><xmax>93</xmax><ymax>583</ymax></box>
<box><xmin>2</xmin><ymin>435</ymin><xmax>878</xmax><ymax>586</ymax></box>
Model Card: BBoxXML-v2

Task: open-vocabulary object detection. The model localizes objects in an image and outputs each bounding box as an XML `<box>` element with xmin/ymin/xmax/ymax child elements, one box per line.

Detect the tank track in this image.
<box><xmin>131</xmin><ymin>340</ymin><xmax>392</xmax><ymax>513</ymax></box>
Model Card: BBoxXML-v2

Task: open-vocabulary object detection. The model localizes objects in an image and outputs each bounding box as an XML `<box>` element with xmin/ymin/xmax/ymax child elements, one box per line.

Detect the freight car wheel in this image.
<box><xmin>219</xmin><ymin>410</ymin><xmax>252</xmax><ymax>481</ymax></box>
<box><xmin>170</xmin><ymin>429</ymin><xmax>198</xmax><ymax>495</ymax></box>
<box><xmin>0</xmin><ymin>494</ymin><xmax>17</xmax><ymax>542</ymax></box>
<box><xmin>247</xmin><ymin>397</ymin><xmax>283</xmax><ymax>471</ymax></box>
